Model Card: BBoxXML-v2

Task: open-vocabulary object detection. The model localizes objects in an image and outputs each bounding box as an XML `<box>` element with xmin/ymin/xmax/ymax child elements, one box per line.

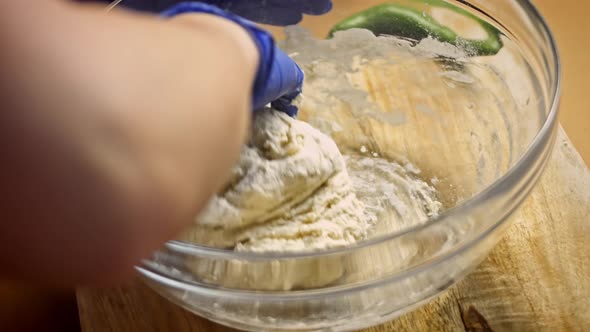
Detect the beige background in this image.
<box><xmin>535</xmin><ymin>0</ymin><xmax>590</xmax><ymax>164</ymax></box>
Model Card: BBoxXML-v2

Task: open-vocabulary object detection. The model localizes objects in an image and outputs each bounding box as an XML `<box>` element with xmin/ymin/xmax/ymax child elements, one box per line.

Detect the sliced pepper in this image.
<box><xmin>328</xmin><ymin>1</ymin><xmax>503</xmax><ymax>56</ymax></box>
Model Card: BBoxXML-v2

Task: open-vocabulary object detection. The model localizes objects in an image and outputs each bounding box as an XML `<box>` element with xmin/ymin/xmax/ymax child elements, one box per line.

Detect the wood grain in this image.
<box><xmin>0</xmin><ymin>0</ymin><xmax>586</xmax><ymax>331</ymax></box>
<box><xmin>77</xmin><ymin>127</ymin><xmax>590</xmax><ymax>332</ymax></box>
<box><xmin>267</xmin><ymin>0</ymin><xmax>590</xmax><ymax>164</ymax></box>
<box><xmin>78</xmin><ymin>1</ymin><xmax>590</xmax><ymax>331</ymax></box>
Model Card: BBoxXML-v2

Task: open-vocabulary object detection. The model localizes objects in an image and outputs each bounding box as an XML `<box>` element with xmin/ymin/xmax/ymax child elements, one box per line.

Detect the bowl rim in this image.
<box><xmin>157</xmin><ymin>0</ymin><xmax>562</xmax><ymax>262</ymax></box>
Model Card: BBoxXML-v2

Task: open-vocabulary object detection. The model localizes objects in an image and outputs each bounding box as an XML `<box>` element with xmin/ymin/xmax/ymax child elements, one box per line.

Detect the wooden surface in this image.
<box><xmin>78</xmin><ymin>127</ymin><xmax>590</xmax><ymax>331</ymax></box>
<box><xmin>76</xmin><ymin>1</ymin><xmax>590</xmax><ymax>331</ymax></box>
<box><xmin>0</xmin><ymin>0</ymin><xmax>587</xmax><ymax>331</ymax></box>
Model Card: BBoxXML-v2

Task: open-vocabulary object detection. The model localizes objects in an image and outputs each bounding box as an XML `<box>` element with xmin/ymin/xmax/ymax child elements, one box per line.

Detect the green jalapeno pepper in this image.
<box><xmin>329</xmin><ymin>1</ymin><xmax>503</xmax><ymax>56</ymax></box>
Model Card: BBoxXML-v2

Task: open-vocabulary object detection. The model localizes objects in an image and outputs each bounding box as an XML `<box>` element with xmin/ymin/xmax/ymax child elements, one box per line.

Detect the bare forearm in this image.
<box><xmin>0</xmin><ymin>1</ymin><xmax>256</xmax><ymax>284</ymax></box>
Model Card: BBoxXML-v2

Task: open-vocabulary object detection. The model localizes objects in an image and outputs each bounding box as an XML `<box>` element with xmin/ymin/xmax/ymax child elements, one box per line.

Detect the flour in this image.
<box><xmin>181</xmin><ymin>108</ymin><xmax>441</xmax><ymax>253</ymax></box>
<box><xmin>345</xmin><ymin>154</ymin><xmax>442</xmax><ymax>237</ymax></box>
<box><xmin>181</xmin><ymin>29</ymin><xmax>448</xmax><ymax>254</ymax></box>
<box><xmin>178</xmin><ymin>28</ymin><xmax>449</xmax><ymax>292</ymax></box>
<box><xmin>182</xmin><ymin>109</ymin><xmax>369</xmax><ymax>252</ymax></box>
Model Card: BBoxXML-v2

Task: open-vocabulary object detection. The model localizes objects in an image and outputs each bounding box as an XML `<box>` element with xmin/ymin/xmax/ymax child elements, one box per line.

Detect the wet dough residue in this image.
<box><xmin>182</xmin><ymin>109</ymin><xmax>369</xmax><ymax>252</ymax></box>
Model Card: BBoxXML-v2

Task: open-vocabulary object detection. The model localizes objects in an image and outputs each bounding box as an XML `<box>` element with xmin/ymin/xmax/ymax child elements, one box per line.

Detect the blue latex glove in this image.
<box><xmin>101</xmin><ymin>0</ymin><xmax>332</xmax><ymax>26</ymax></box>
<box><xmin>161</xmin><ymin>2</ymin><xmax>303</xmax><ymax>116</ymax></box>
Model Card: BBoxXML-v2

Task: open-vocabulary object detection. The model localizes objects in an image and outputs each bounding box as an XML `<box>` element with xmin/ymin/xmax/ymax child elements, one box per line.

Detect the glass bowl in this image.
<box><xmin>137</xmin><ymin>0</ymin><xmax>561</xmax><ymax>331</ymax></box>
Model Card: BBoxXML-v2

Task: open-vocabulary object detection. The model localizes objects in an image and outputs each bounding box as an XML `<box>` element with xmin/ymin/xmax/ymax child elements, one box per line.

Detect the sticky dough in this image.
<box><xmin>181</xmin><ymin>108</ymin><xmax>368</xmax><ymax>253</ymax></box>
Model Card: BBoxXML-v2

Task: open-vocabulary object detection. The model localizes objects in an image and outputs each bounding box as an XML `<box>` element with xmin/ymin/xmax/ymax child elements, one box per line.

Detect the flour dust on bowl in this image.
<box><xmin>138</xmin><ymin>0</ymin><xmax>560</xmax><ymax>331</ymax></box>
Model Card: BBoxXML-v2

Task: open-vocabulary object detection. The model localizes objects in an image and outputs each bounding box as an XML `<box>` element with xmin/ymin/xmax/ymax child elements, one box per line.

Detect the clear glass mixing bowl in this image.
<box><xmin>137</xmin><ymin>0</ymin><xmax>561</xmax><ymax>331</ymax></box>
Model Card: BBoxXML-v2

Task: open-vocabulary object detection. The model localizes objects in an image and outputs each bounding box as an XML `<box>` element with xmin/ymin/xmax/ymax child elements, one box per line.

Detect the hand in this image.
<box><xmin>162</xmin><ymin>2</ymin><xmax>304</xmax><ymax>115</ymax></box>
<box><xmin>111</xmin><ymin>0</ymin><xmax>332</xmax><ymax>25</ymax></box>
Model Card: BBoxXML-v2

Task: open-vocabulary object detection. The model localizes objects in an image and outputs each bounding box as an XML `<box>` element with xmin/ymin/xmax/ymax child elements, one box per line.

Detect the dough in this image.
<box><xmin>177</xmin><ymin>28</ymin><xmax>447</xmax><ymax>291</ymax></box>
<box><xmin>180</xmin><ymin>109</ymin><xmax>368</xmax><ymax>290</ymax></box>
<box><xmin>181</xmin><ymin>108</ymin><xmax>369</xmax><ymax>252</ymax></box>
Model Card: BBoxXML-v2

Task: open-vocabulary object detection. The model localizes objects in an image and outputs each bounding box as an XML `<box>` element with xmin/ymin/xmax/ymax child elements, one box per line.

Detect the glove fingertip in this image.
<box><xmin>271</xmin><ymin>97</ymin><xmax>300</xmax><ymax>117</ymax></box>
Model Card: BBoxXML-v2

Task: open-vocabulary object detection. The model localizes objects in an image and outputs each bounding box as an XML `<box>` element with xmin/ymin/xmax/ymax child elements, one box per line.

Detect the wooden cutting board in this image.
<box><xmin>78</xmin><ymin>1</ymin><xmax>590</xmax><ymax>330</ymax></box>
<box><xmin>77</xmin><ymin>126</ymin><xmax>590</xmax><ymax>332</ymax></box>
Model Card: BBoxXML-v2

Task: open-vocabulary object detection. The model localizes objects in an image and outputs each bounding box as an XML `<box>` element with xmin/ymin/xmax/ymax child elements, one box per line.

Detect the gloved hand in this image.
<box><xmin>107</xmin><ymin>0</ymin><xmax>332</xmax><ymax>26</ymax></box>
<box><xmin>161</xmin><ymin>2</ymin><xmax>303</xmax><ymax>116</ymax></box>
